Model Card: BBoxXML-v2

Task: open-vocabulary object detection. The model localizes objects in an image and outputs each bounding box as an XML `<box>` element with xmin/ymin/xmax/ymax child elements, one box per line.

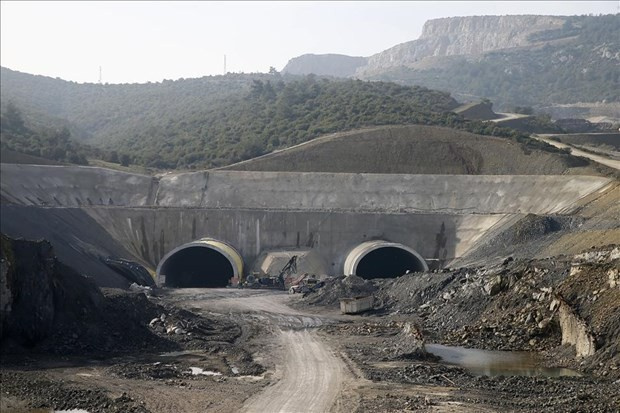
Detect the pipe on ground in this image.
<box><xmin>156</xmin><ymin>238</ymin><xmax>243</xmax><ymax>287</ymax></box>
<box><xmin>344</xmin><ymin>240</ymin><xmax>428</xmax><ymax>279</ymax></box>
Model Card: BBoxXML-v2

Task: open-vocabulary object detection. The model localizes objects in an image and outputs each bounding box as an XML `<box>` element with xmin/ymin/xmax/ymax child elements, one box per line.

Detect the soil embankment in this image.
<box><xmin>222</xmin><ymin>125</ymin><xmax>610</xmax><ymax>176</ymax></box>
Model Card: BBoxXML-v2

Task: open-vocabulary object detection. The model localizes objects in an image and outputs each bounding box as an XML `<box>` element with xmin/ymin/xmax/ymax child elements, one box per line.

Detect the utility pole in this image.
<box><xmin>98</xmin><ymin>66</ymin><xmax>102</xmax><ymax>84</ymax></box>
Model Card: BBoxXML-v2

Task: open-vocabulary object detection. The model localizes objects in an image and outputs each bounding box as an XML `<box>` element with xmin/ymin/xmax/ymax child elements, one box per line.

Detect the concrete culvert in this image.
<box><xmin>344</xmin><ymin>241</ymin><xmax>428</xmax><ymax>279</ymax></box>
<box><xmin>157</xmin><ymin>238</ymin><xmax>243</xmax><ymax>287</ymax></box>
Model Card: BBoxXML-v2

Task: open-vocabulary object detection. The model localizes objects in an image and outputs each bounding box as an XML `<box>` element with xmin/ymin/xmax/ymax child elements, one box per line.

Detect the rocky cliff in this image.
<box><xmin>356</xmin><ymin>15</ymin><xmax>566</xmax><ymax>76</ymax></box>
<box><xmin>281</xmin><ymin>14</ymin><xmax>618</xmax><ymax>110</ymax></box>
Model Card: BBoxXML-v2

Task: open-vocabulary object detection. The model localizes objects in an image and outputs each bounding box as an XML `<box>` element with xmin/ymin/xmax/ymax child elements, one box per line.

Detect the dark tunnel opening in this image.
<box><xmin>160</xmin><ymin>246</ymin><xmax>233</xmax><ymax>288</ymax></box>
<box><xmin>355</xmin><ymin>247</ymin><xmax>426</xmax><ymax>279</ymax></box>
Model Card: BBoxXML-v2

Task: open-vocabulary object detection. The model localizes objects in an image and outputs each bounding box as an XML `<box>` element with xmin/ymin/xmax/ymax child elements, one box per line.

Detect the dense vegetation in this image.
<box><xmin>0</xmin><ymin>102</ymin><xmax>128</xmax><ymax>166</ymax></box>
<box><xmin>110</xmin><ymin>77</ymin><xmax>466</xmax><ymax>169</ymax></box>
<box><xmin>365</xmin><ymin>14</ymin><xmax>620</xmax><ymax>110</ymax></box>
<box><xmin>0</xmin><ymin>102</ymin><xmax>89</xmax><ymax>165</ymax></box>
<box><xmin>1</xmin><ymin>67</ymin><xmax>552</xmax><ymax>170</ymax></box>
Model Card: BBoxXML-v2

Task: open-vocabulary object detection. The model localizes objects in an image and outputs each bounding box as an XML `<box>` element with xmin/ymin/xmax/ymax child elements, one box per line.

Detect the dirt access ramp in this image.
<box><xmin>164</xmin><ymin>289</ymin><xmax>349</xmax><ymax>413</ymax></box>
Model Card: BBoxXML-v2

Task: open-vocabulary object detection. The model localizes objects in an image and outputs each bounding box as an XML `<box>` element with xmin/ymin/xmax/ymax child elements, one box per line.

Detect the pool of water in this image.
<box><xmin>425</xmin><ymin>343</ymin><xmax>581</xmax><ymax>377</ymax></box>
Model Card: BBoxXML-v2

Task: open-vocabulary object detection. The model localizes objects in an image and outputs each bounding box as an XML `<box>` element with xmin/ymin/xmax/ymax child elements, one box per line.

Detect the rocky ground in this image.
<box><xmin>1</xmin><ymin>235</ymin><xmax>267</xmax><ymax>412</ymax></box>
<box><xmin>2</xmin><ymin>234</ymin><xmax>619</xmax><ymax>412</ymax></box>
<box><xmin>296</xmin><ymin>245</ymin><xmax>620</xmax><ymax>411</ymax></box>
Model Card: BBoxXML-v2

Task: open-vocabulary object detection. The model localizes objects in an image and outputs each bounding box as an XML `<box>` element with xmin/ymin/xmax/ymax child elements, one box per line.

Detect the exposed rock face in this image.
<box><xmin>282</xmin><ymin>53</ymin><xmax>367</xmax><ymax>77</ymax></box>
<box><xmin>0</xmin><ymin>234</ymin><xmax>104</xmax><ymax>346</ymax></box>
<box><xmin>1</xmin><ymin>234</ymin><xmax>55</xmax><ymax>344</ymax></box>
<box><xmin>282</xmin><ymin>15</ymin><xmax>567</xmax><ymax>77</ymax></box>
<box><xmin>356</xmin><ymin>15</ymin><xmax>565</xmax><ymax>76</ymax></box>
<box><xmin>558</xmin><ymin>297</ymin><xmax>596</xmax><ymax>358</ymax></box>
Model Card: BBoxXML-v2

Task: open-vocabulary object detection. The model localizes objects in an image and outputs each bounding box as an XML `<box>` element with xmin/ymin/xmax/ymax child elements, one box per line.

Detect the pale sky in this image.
<box><xmin>1</xmin><ymin>1</ymin><xmax>618</xmax><ymax>84</ymax></box>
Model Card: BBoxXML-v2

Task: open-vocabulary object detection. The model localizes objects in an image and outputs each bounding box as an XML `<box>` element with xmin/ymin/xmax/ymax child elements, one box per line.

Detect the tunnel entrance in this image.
<box><xmin>344</xmin><ymin>241</ymin><xmax>428</xmax><ymax>279</ymax></box>
<box><xmin>156</xmin><ymin>238</ymin><xmax>244</xmax><ymax>288</ymax></box>
<box><xmin>356</xmin><ymin>247</ymin><xmax>426</xmax><ymax>279</ymax></box>
<box><xmin>159</xmin><ymin>246</ymin><xmax>233</xmax><ymax>288</ymax></box>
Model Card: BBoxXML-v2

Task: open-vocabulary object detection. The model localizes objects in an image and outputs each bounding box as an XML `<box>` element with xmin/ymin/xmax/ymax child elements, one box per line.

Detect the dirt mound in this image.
<box><xmin>301</xmin><ymin>275</ymin><xmax>378</xmax><ymax>308</ymax></box>
<box><xmin>222</xmin><ymin>125</ymin><xmax>605</xmax><ymax>175</ymax></box>
<box><xmin>454</xmin><ymin>101</ymin><xmax>500</xmax><ymax>120</ymax></box>
<box><xmin>458</xmin><ymin>214</ymin><xmax>584</xmax><ymax>266</ymax></box>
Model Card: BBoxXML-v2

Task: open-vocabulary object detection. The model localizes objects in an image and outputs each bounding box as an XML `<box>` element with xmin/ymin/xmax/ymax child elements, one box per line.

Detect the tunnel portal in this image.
<box><xmin>159</xmin><ymin>246</ymin><xmax>233</xmax><ymax>287</ymax></box>
<box><xmin>157</xmin><ymin>238</ymin><xmax>243</xmax><ymax>288</ymax></box>
<box><xmin>344</xmin><ymin>241</ymin><xmax>428</xmax><ymax>279</ymax></box>
<box><xmin>356</xmin><ymin>247</ymin><xmax>427</xmax><ymax>279</ymax></box>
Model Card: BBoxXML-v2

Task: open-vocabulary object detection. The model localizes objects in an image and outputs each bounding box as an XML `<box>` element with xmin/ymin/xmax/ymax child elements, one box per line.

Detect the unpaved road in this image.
<box><xmin>490</xmin><ymin>112</ymin><xmax>531</xmax><ymax>123</ymax></box>
<box><xmin>168</xmin><ymin>289</ymin><xmax>347</xmax><ymax>413</ymax></box>
<box><xmin>245</xmin><ymin>329</ymin><xmax>345</xmax><ymax>413</ymax></box>
<box><xmin>534</xmin><ymin>134</ymin><xmax>620</xmax><ymax>170</ymax></box>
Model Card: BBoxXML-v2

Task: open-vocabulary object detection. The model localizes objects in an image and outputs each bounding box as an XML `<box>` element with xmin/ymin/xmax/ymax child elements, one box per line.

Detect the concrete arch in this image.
<box><xmin>344</xmin><ymin>240</ymin><xmax>428</xmax><ymax>279</ymax></box>
<box><xmin>156</xmin><ymin>238</ymin><xmax>243</xmax><ymax>287</ymax></box>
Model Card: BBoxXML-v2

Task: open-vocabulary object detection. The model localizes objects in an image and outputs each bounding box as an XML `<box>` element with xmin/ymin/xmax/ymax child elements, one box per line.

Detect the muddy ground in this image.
<box><xmin>1</xmin><ymin>243</ymin><xmax>619</xmax><ymax>412</ymax></box>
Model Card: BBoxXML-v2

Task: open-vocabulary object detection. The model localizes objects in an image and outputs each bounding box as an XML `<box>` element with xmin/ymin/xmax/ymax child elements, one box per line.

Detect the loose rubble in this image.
<box><xmin>304</xmin><ymin>245</ymin><xmax>620</xmax><ymax>411</ymax></box>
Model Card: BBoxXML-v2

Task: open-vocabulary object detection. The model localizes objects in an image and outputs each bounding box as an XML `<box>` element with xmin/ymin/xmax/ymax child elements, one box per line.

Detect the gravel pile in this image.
<box><xmin>302</xmin><ymin>275</ymin><xmax>378</xmax><ymax>307</ymax></box>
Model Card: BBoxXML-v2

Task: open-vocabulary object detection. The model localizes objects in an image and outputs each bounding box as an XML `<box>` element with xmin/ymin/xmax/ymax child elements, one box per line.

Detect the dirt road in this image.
<box><xmin>534</xmin><ymin>134</ymin><xmax>620</xmax><ymax>170</ymax></box>
<box><xmin>168</xmin><ymin>289</ymin><xmax>347</xmax><ymax>413</ymax></box>
<box><xmin>490</xmin><ymin>112</ymin><xmax>531</xmax><ymax>123</ymax></box>
<box><xmin>244</xmin><ymin>328</ymin><xmax>345</xmax><ymax>413</ymax></box>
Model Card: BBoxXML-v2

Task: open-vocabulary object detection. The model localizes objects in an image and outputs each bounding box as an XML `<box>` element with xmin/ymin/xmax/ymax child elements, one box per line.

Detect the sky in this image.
<box><xmin>1</xmin><ymin>1</ymin><xmax>618</xmax><ymax>84</ymax></box>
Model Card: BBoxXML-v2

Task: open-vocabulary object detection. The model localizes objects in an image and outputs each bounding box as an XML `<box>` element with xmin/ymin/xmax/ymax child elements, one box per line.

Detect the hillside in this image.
<box><xmin>0</xmin><ymin>68</ymin><xmax>274</xmax><ymax>145</ymax></box>
<box><xmin>2</xmin><ymin>69</ymin><xmax>487</xmax><ymax>169</ymax></box>
<box><xmin>222</xmin><ymin>124</ymin><xmax>609</xmax><ymax>176</ymax></box>
<box><xmin>282</xmin><ymin>14</ymin><xmax>620</xmax><ymax>112</ymax></box>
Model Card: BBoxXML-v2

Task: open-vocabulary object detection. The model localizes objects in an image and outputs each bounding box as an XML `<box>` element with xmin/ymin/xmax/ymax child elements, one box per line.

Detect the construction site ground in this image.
<box><xmin>2</xmin><ymin>245</ymin><xmax>619</xmax><ymax>413</ymax></box>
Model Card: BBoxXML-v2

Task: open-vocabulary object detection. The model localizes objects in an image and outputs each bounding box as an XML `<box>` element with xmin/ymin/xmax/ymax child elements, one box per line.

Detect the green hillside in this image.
<box><xmin>2</xmin><ymin>69</ymin><xmax>475</xmax><ymax>169</ymax></box>
<box><xmin>1</xmin><ymin>67</ymin><xmax>556</xmax><ymax>171</ymax></box>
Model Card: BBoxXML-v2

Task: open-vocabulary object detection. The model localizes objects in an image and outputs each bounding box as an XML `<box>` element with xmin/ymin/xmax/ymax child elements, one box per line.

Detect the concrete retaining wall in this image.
<box><xmin>81</xmin><ymin>208</ymin><xmax>506</xmax><ymax>274</ymax></box>
<box><xmin>157</xmin><ymin>171</ymin><xmax>611</xmax><ymax>214</ymax></box>
<box><xmin>0</xmin><ymin>164</ymin><xmax>613</xmax><ymax>283</ymax></box>
<box><xmin>0</xmin><ymin>164</ymin><xmax>156</xmax><ymax>207</ymax></box>
<box><xmin>2</xmin><ymin>165</ymin><xmax>611</xmax><ymax>215</ymax></box>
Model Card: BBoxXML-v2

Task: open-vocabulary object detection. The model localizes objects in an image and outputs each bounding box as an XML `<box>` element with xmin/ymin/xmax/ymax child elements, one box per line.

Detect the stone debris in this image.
<box><xmin>302</xmin><ymin>275</ymin><xmax>378</xmax><ymax>307</ymax></box>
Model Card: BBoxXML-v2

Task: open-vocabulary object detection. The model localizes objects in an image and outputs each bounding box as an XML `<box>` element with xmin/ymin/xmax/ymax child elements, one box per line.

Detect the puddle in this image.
<box><xmin>159</xmin><ymin>350</ymin><xmax>205</xmax><ymax>358</ymax></box>
<box><xmin>55</xmin><ymin>410</ymin><xmax>90</xmax><ymax>413</ymax></box>
<box><xmin>236</xmin><ymin>374</ymin><xmax>265</xmax><ymax>381</ymax></box>
<box><xmin>189</xmin><ymin>367</ymin><xmax>222</xmax><ymax>376</ymax></box>
<box><xmin>425</xmin><ymin>344</ymin><xmax>581</xmax><ymax>377</ymax></box>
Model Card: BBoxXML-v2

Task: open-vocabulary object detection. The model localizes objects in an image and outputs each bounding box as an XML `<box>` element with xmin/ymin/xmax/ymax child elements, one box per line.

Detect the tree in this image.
<box><xmin>2</xmin><ymin>101</ymin><xmax>25</xmax><ymax>132</ymax></box>
<box><xmin>119</xmin><ymin>153</ymin><xmax>131</xmax><ymax>167</ymax></box>
<box><xmin>108</xmin><ymin>150</ymin><xmax>120</xmax><ymax>163</ymax></box>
